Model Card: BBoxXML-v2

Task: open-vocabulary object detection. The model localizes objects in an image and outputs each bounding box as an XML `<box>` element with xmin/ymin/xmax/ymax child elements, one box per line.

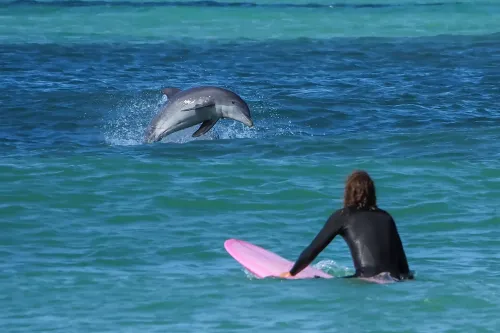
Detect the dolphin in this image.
<box><xmin>144</xmin><ymin>86</ymin><xmax>254</xmax><ymax>143</ymax></box>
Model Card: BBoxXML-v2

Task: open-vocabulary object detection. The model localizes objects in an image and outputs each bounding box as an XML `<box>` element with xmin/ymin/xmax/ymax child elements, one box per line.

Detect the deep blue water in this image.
<box><xmin>1</xmin><ymin>1</ymin><xmax>500</xmax><ymax>332</ymax></box>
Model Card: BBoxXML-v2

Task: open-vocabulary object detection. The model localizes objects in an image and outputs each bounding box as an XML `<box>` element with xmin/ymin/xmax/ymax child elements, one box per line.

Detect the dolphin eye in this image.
<box><xmin>232</xmin><ymin>101</ymin><xmax>235</xmax><ymax>104</ymax></box>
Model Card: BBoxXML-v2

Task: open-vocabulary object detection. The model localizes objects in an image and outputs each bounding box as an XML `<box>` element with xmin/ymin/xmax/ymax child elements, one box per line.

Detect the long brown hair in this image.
<box><xmin>343</xmin><ymin>170</ymin><xmax>377</xmax><ymax>210</ymax></box>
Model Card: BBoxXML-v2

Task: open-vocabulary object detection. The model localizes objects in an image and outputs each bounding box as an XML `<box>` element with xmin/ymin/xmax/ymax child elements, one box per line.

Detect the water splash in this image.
<box><xmin>101</xmin><ymin>91</ymin><xmax>303</xmax><ymax>146</ymax></box>
<box><xmin>240</xmin><ymin>260</ymin><xmax>353</xmax><ymax>280</ymax></box>
<box><xmin>243</xmin><ymin>268</ymin><xmax>258</xmax><ymax>280</ymax></box>
<box><xmin>102</xmin><ymin>92</ymin><xmax>162</xmax><ymax>146</ymax></box>
<box><xmin>368</xmin><ymin>272</ymin><xmax>399</xmax><ymax>283</ymax></box>
<box><xmin>313</xmin><ymin>259</ymin><xmax>353</xmax><ymax>277</ymax></box>
<box><xmin>314</xmin><ymin>261</ymin><xmax>401</xmax><ymax>283</ymax></box>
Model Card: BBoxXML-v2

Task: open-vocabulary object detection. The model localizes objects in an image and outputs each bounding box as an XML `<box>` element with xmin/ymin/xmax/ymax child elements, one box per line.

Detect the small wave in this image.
<box><xmin>6</xmin><ymin>0</ymin><xmax>467</xmax><ymax>10</ymax></box>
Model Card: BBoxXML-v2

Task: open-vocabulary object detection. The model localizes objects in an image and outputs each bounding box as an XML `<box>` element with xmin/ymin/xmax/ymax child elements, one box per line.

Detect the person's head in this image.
<box><xmin>343</xmin><ymin>170</ymin><xmax>377</xmax><ymax>210</ymax></box>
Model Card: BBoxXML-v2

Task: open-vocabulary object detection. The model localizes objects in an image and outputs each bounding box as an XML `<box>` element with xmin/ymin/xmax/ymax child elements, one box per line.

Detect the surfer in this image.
<box><xmin>280</xmin><ymin>170</ymin><xmax>413</xmax><ymax>281</ymax></box>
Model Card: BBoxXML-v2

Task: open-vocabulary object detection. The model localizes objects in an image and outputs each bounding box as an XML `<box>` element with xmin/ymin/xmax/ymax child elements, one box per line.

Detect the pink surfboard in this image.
<box><xmin>224</xmin><ymin>238</ymin><xmax>333</xmax><ymax>279</ymax></box>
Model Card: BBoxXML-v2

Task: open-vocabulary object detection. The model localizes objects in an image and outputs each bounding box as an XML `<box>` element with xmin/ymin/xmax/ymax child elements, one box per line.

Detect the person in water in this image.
<box><xmin>280</xmin><ymin>170</ymin><xmax>413</xmax><ymax>281</ymax></box>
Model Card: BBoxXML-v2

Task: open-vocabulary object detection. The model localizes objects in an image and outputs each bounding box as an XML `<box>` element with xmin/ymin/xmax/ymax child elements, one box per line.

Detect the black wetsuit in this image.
<box><xmin>289</xmin><ymin>206</ymin><xmax>413</xmax><ymax>280</ymax></box>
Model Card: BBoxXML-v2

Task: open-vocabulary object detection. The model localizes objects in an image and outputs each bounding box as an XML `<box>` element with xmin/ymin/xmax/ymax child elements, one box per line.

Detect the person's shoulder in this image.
<box><xmin>327</xmin><ymin>208</ymin><xmax>346</xmax><ymax>220</ymax></box>
<box><xmin>375</xmin><ymin>207</ymin><xmax>390</xmax><ymax>214</ymax></box>
<box><xmin>373</xmin><ymin>207</ymin><xmax>394</xmax><ymax>219</ymax></box>
<box><xmin>332</xmin><ymin>207</ymin><xmax>347</xmax><ymax>216</ymax></box>
<box><xmin>323</xmin><ymin>208</ymin><xmax>348</xmax><ymax>228</ymax></box>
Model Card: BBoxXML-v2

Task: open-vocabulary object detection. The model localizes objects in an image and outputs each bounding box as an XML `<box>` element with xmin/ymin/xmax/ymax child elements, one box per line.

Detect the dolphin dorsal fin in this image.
<box><xmin>161</xmin><ymin>87</ymin><xmax>182</xmax><ymax>99</ymax></box>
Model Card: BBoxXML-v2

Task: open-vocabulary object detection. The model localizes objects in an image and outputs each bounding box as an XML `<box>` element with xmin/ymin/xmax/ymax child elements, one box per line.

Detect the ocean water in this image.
<box><xmin>1</xmin><ymin>0</ymin><xmax>500</xmax><ymax>332</ymax></box>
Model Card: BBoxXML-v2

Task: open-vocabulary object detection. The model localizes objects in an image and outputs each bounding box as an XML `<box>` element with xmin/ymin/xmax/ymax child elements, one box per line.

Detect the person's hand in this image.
<box><xmin>279</xmin><ymin>271</ymin><xmax>292</xmax><ymax>278</ymax></box>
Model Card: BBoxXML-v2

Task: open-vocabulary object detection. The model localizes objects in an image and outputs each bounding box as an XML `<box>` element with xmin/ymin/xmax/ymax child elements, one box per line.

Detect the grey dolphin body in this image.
<box><xmin>145</xmin><ymin>86</ymin><xmax>254</xmax><ymax>143</ymax></box>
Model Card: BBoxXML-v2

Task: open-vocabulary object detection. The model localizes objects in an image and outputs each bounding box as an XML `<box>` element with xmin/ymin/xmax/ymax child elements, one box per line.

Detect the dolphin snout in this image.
<box><xmin>225</xmin><ymin>103</ymin><xmax>254</xmax><ymax>128</ymax></box>
<box><xmin>243</xmin><ymin>116</ymin><xmax>254</xmax><ymax>128</ymax></box>
<box><xmin>241</xmin><ymin>103</ymin><xmax>254</xmax><ymax>127</ymax></box>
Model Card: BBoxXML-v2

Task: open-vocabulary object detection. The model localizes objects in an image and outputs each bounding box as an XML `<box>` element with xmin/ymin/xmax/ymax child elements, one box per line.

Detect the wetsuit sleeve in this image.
<box><xmin>391</xmin><ymin>217</ymin><xmax>410</xmax><ymax>276</ymax></box>
<box><xmin>289</xmin><ymin>210</ymin><xmax>345</xmax><ymax>276</ymax></box>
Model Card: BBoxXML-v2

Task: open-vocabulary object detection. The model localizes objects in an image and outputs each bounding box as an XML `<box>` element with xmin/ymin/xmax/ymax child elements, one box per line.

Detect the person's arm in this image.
<box><xmin>288</xmin><ymin>210</ymin><xmax>345</xmax><ymax>276</ymax></box>
<box><xmin>397</xmin><ymin>239</ymin><xmax>410</xmax><ymax>275</ymax></box>
<box><xmin>391</xmin><ymin>217</ymin><xmax>411</xmax><ymax>276</ymax></box>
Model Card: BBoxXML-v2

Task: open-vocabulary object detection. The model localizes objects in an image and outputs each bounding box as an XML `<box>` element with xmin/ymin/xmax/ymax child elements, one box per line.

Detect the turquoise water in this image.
<box><xmin>2</xmin><ymin>0</ymin><xmax>500</xmax><ymax>332</ymax></box>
